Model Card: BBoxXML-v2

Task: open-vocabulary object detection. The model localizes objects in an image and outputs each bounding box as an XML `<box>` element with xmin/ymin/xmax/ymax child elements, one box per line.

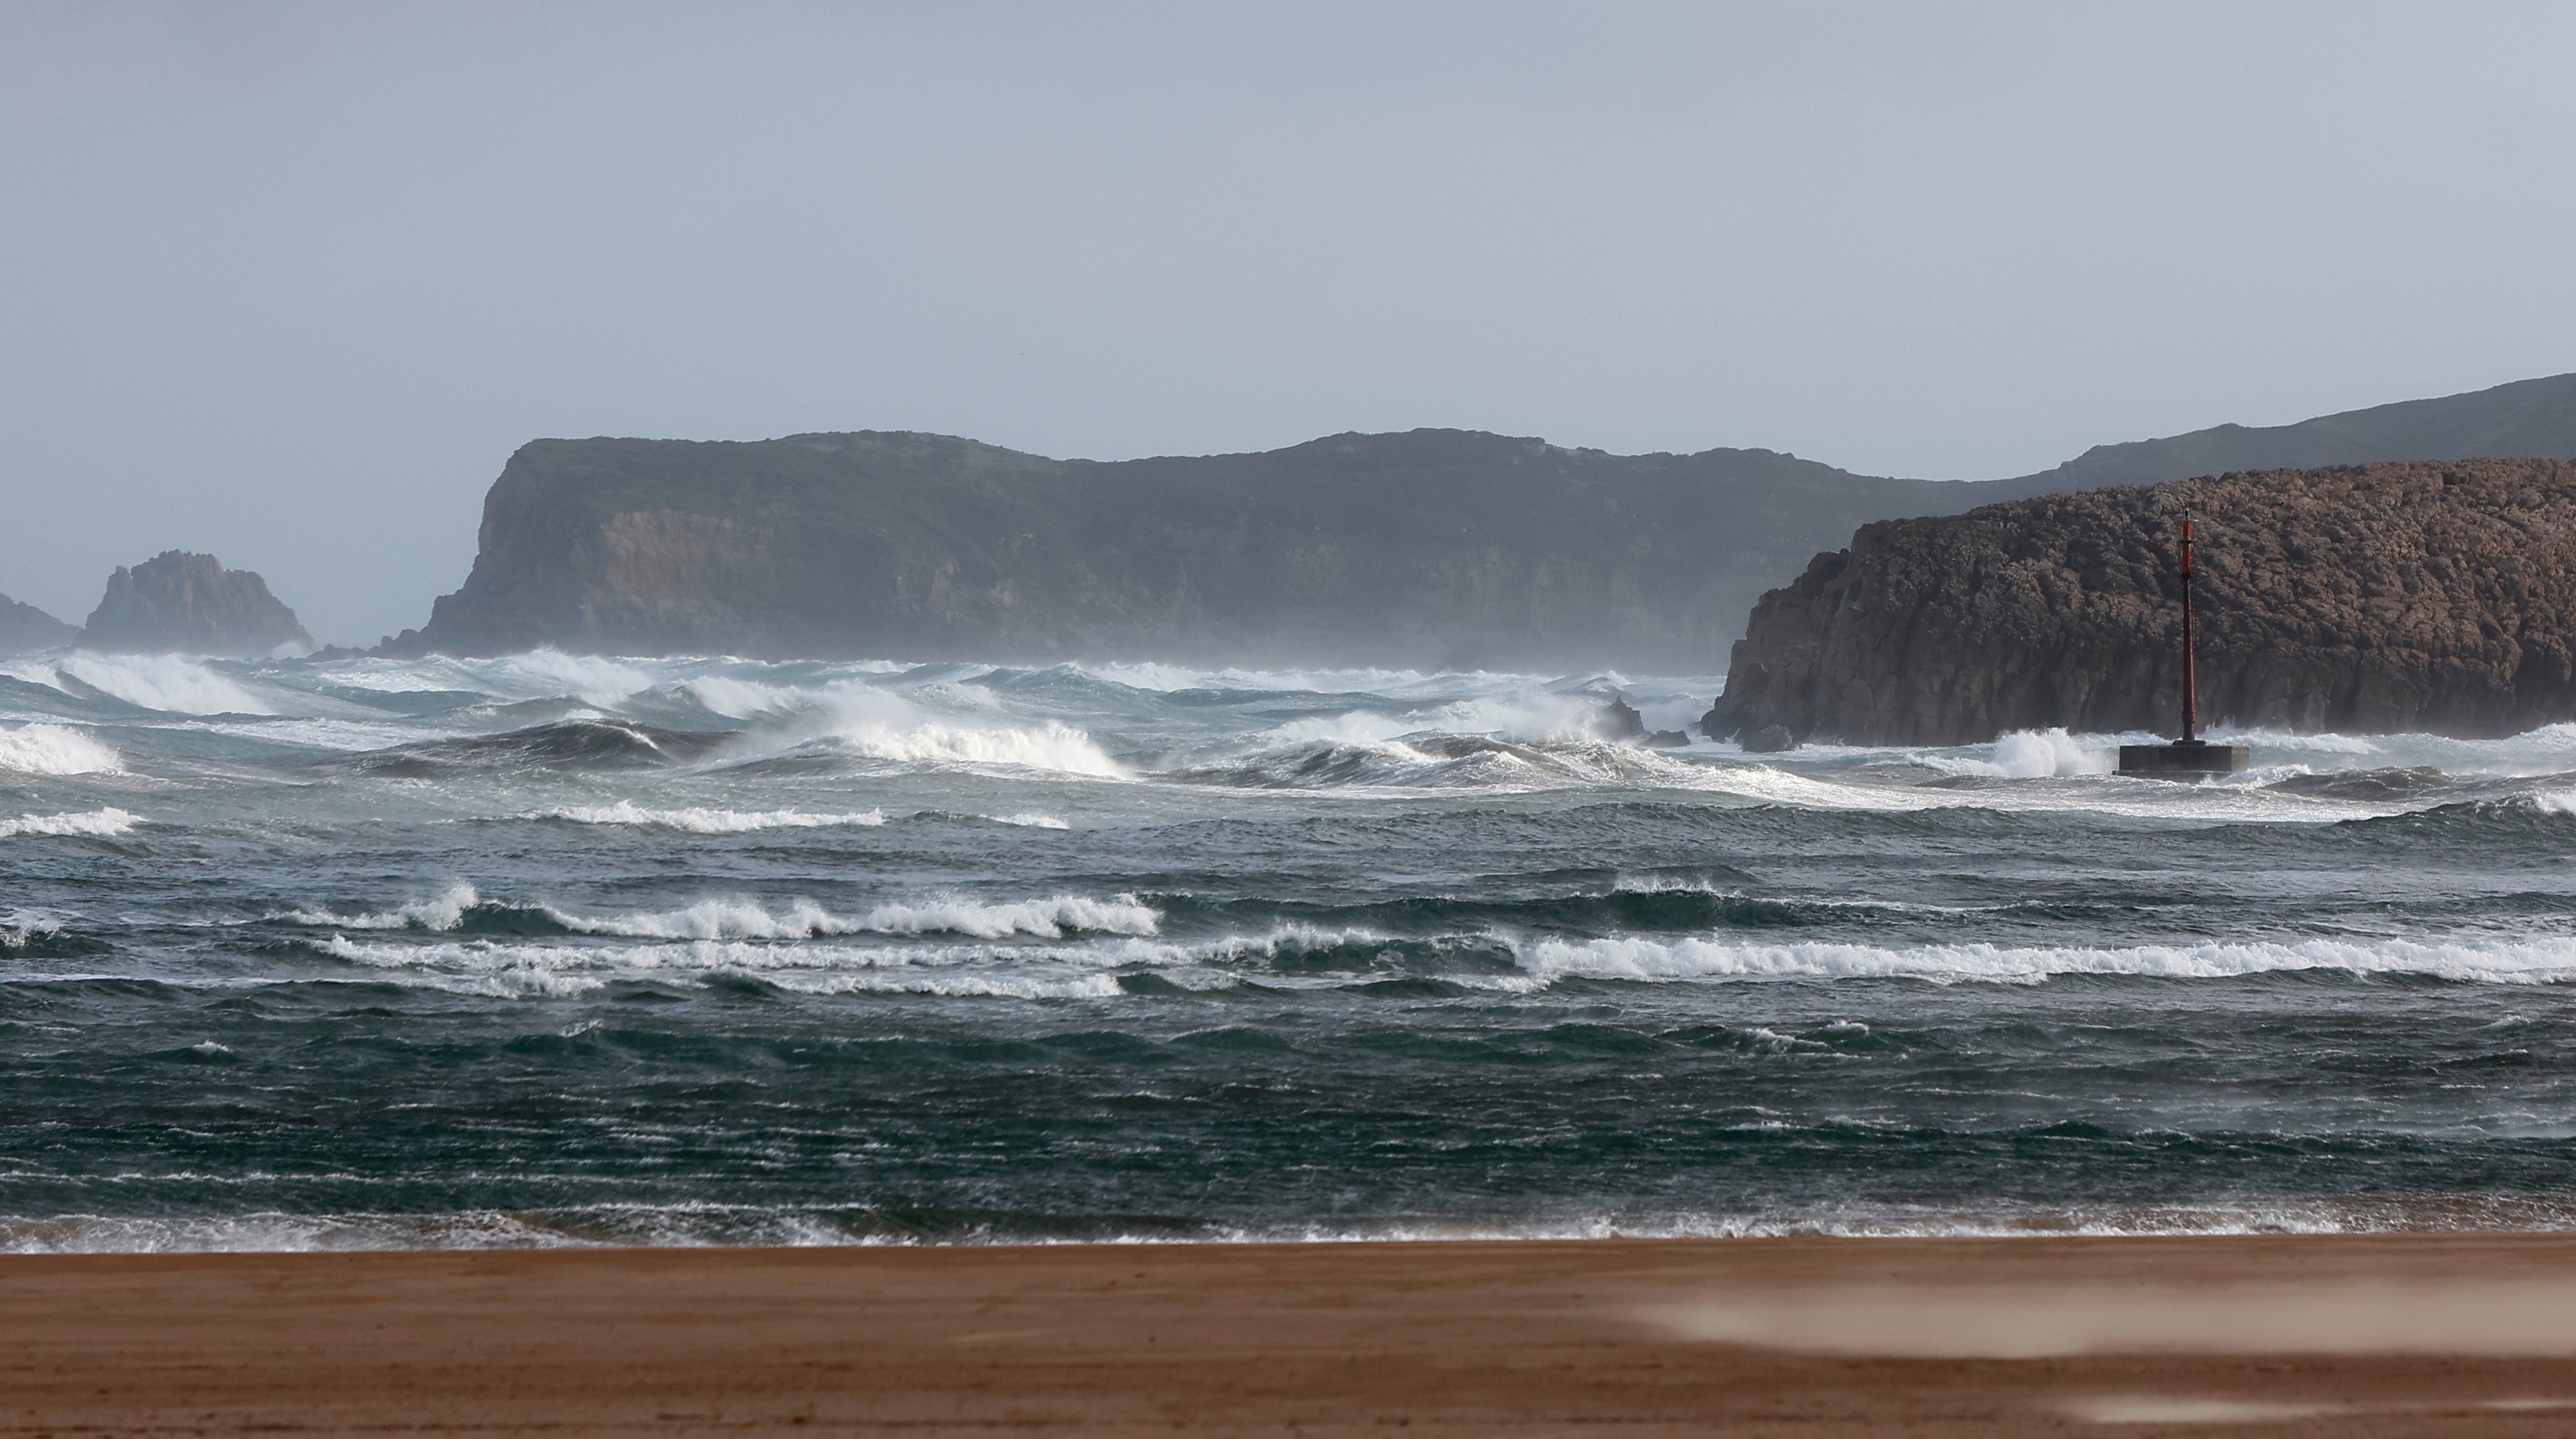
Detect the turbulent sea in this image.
<box><xmin>8</xmin><ymin>649</ymin><xmax>2576</xmax><ymax>1251</ymax></box>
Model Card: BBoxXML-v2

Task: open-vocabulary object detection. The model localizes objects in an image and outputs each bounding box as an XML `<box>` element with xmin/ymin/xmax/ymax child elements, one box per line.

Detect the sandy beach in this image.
<box><xmin>10</xmin><ymin>1236</ymin><xmax>2576</xmax><ymax>1436</ymax></box>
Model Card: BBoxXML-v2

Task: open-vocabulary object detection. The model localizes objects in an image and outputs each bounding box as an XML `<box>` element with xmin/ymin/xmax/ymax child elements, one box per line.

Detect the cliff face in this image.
<box><xmin>81</xmin><ymin>552</ymin><xmax>314</xmax><ymax>657</ymax></box>
<box><xmin>0</xmin><ymin>591</ymin><xmax>75</xmax><ymax>654</ymax></box>
<box><xmin>394</xmin><ymin>374</ymin><xmax>2576</xmax><ymax>669</ymax></box>
<box><xmin>395</xmin><ymin>429</ymin><xmax>1990</xmax><ymax>670</ymax></box>
<box><xmin>1704</xmin><ymin>459</ymin><xmax>2576</xmax><ymax>745</ymax></box>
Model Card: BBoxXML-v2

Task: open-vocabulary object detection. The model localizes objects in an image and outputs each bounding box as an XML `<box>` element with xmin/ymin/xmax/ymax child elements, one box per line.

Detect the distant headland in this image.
<box><xmin>384</xmin><ymin>374</ymin><xmax>2576</xmax><ymax>673</ymax></box>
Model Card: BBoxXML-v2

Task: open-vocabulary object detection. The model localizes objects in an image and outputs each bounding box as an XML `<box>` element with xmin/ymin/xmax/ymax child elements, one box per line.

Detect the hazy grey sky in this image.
<box><xmin>5</xmin><ymin>2</ymin><xmax>2573</xmax><ymax>644</ymax></box>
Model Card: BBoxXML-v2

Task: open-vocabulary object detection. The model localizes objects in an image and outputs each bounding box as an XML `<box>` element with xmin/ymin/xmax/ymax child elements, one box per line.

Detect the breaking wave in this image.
<box><xmin>286</xmin><ymin>883</ymin><xmax>1161</xmax><ymax>942</ymax></box>
<box><xmin>1172</xmin><ymin>734</ymin><xmax>1699</xmax><ymax>792</ymax></box>
<box><xmin>0</xmin><ymin>807</ymin><xmax>139</xmax><ymax>839</ymax></box>
<box><xmin>50</xmin><ymin>654</ymin><xmax>272</xmax><ymax>715</ymax></box>
<box><xmin>1515</xmin><ymin>932</ymin><xmax>2576</xmax><ymax>986</ymax></box>
<box><xmin>0</xmin><ymin>723</ymin><xmax>121</xmax><ymax>775</ymax></box>
<box><xmin>764</xmin><ymin>718</ymin><xmax>1124</xmax><ymax>777</ymax></box>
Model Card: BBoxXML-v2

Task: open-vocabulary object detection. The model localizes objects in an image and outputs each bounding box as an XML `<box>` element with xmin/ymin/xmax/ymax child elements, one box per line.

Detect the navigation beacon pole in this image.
<box><xmin>2117</xmin><ymin>510</ymin><xmax>2246</xmax><ymax>777</ymax></box>
<box><xmin>2180</xmin><ymin>513</ymin><xmax>2197</xmax><ymax>745</ymax></box>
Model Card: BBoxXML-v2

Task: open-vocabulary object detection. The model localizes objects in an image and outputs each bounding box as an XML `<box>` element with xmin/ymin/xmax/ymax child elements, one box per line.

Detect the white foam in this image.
<box><xmin>679</xmin><ymin>676</ymin><xmax>1130</xmax><ymax>779</ymax></box>
<box><xmin>288</xmin><ymin>880</ymin><xmax>482</xmax><ymax>930</ymax></box>
<box><xmin>489</xmin><ymin>649</ymin><xmax>654</xmax><ymax>707</ymax></box>
<box><xmin>556</xmin><ymin>894</ymin><xmax>1160</xmax><ymax>941</ymax></box>
<box><xmin>313</xmin><ymin>932</ymin><xmax>1149</xmax><ymax>1000</ymax></box>
<box><xmin>982</xmin><ymin>812</ymin><xmax>1071</xmax><ymax>829</ymax></box>
<box><xmin>316</xmin><ymin>936</ymin><xmax>612</xmax><ymax>998</ymax></box>
<box><xmin>1973</xmin><ymin>728</ymin><xmax>2117</xmax><ymax>778</ymax></box>
<box><xmin>1516</xmin><ymin>932</ymin><xmax>2576</xmax><ymax>986</ymax></box>
<box><xmin>0</xmin><ymin>807</ymin><xmax>137</xmax><ymax>839</ymax></box>
<box><xmin>683</xmin><ymin>674</ymin><xmax>796</xmax><ymax>718</ymax></box>
<box><xmin>798</xmin><ymin>718</ymin><xmax>1125</xmax><ymax>777</ymax></box>
<box><xmin>2203</xmin><ymin>725</ymin><xmax>2385</xmax><ymax>755</ymax></box>
<box><xmin>288</xmin><ymin>884</ymin><xmax>1160</xmax><ymax>942</ymax></box>
<box><xmin>844</xmin><ymin>895</ymin><xmax>1158</xmax><ymax>939</ymax></box>
<box><xmin>0</xmin><ymin>722</ymin><xmax>122</xmax><ymax>775</ymax></box>
<box><xmin>53</xmin><ymin>654</ymin><xmax>271</xmax><ymax>714</ymax></box>
<box><xmin>522</xmin><ymin>802</ymin><xmax>888</xmax><ymax>834</ymax></box>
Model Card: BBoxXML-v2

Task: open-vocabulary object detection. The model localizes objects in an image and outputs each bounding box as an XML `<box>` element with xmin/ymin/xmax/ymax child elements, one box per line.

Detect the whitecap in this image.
<box><xmin>486</xmin><ymin>649</ymin><xmax>654</xmax><ymax>707</ymax></box>
<box><xmin>53</xmin><ymin>654</ymin><xmax>270</xmax><ymax>715</ymax></box>
<box><xmin>0</xmin><ymin>723</ymin><xmax>122</xmax><ymax>775</ymax></box>
<box><xmin>286</xmin><ymin>885</ymin><xmax>1160</xmax><ymax>942</ymax></box>
<box><xmin>287</xmin><ymin>880</ymin><xmax>482</xmax><ymax>930</ymax></box>
<box><xmin>0</xmin><ymin>807</ymin><xmax>139</xmax><ymax>839</ymax></box>
<box><xmin>1515</xmin><ymin>932</ymin><xmax>2576</xmax><ymax>986</ymax></box>
<box><xmin>792</xmin><ymin>718</ymin><xmax>1125</xmax><ymax>777</ymax></box>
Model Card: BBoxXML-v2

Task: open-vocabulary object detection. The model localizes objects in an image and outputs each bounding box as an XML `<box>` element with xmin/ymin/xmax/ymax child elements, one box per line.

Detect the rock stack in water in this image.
<box><xmin>80</xmin><ymin>551</ymin><xmax>313</xmax><ymax>657</ymax></box>
<box><xmin>1701</xmin><ymin>458</ymin><xmax>2576</xmax><ymax>746</ymax></box>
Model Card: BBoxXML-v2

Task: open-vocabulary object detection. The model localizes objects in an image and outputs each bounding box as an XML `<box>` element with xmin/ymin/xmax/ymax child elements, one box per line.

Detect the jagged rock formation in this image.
<box><xmin>1703</xmin><ymin>459</ymin><xmax>2576</xmax><ymax>746</ymax></box>
<box><xmin>81</xmin><ymin>552</ymin><xmax>314</xmax><ymax>657</ymax></box>
<box><xmin>0</xmin><ymin>591</ymin><xmax>75</xmax><ymax>654</ymax></box>
<box><xmin>1593</xmin><ymin>696</ymin><xmax>1648</xmax><ymax>741</ymax></box>
<box><xmin>393</xmin><ymin>374</ymin><xmax>2576</xmax><ymax>667</ymax></box>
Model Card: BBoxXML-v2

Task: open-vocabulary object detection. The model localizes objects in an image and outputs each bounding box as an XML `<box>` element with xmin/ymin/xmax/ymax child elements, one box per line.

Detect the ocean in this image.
<box><xmin>6</xmin><ymin>648</ymin><xmax>2576</xmax><ymax>1252</ymax></box>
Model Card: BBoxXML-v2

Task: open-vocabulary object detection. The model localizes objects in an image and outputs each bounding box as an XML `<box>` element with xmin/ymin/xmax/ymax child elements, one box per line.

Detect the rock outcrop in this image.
<box><xmin>1702</xmin><ymin>459</ymin><xmax>2576</xmax><ymax>745</ymax></box>
<box><xmin>391</xmin><ymin>372</ymin><xmax>2576</xmax><ymax>670</ymax></box>
<box><xmin>81</xmin><ymin>552</ymin><xmax>314</xmax><ymax>657</ymax></box>
<box><xmin>0</xmin><ymin>591</ymin><xmax>75</xmax><ymax>654</ymax></box>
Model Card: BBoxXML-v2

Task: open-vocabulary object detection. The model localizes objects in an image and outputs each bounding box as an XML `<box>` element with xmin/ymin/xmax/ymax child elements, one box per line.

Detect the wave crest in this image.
<box><xmin>0</xmin><ymin>723</ymin><xmax>122</xmax><ymax>775</ymax></box>
<box><xmin>1516</xmin><ymin>933</ymin><xmax>2576</xmax><ymax>986</ymax></box>
<box><xmin>0</xmin><ymin>807</ymin><xmax>139</xmax><ymax>839</ymax></box>
<box><xmin>289</xmin><ymin>885</ymin><xmax>1161</xmax><ymax>942</ymax></box>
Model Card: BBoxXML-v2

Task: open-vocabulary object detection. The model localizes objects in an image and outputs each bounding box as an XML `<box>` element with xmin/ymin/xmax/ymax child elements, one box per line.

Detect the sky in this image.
<box><xmin>4</xmin><ymin>3</ymin><xmax>2573</xmax><ymax>644</ymax></box>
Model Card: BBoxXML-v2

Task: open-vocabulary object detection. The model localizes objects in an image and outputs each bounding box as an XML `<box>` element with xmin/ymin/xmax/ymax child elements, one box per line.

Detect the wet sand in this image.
<box><xmin>11</xmin><ymin>1235</ymin><xmax>2576</xmax><ymax>1435</ymax></box>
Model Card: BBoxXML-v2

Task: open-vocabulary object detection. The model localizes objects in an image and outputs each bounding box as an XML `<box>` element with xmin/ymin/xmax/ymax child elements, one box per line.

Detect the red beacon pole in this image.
<box><xmin>2116</xmin><ymin>510</ymin><xmax>2246</xmax><ymax>777</ymax></box>
<box><xmin>2179</xmin><ymin>513</ymin><xmax>2198</xmax><ymax>745</ymax></box>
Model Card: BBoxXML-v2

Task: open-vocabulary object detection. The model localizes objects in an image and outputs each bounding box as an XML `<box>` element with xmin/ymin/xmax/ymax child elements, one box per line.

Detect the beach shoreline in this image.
<box><xmin>11</xmin><ymin>1234</ymin><xmax>2576</xmax><ymax>1436</ymax></box>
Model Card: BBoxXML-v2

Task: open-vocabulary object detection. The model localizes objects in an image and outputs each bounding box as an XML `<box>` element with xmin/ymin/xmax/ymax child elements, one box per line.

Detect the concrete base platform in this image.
<box><xmin>2117</xmin><ymin>741</ymin><xmax>2250</xmax><ymax>778</ymax></box>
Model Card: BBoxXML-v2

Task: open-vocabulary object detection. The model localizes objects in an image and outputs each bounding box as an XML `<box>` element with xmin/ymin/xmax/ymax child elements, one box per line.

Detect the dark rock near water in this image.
<box><xmin>80</xmin><ymin>551</ymin><xmax>313</xmax><ymax>657</ymax></box>
<box><xmin>1592</xmin><ymin>696</ymin><xmax>1648</xmax><ymax>741</ymax></box>
<box><xmin>1703</xmin><ymin>458</ymin><xmax>2576</xmax><ymax>746</ymax></box>
<box><xmin>0</xmin><ymin>591</ymin><xmax>75</xmax><ymax>654</ymax></box>
<box><xmin>392</xmin><ymin>374</ymin><xmax>2576</xmax><ymax>668</ymax></box>
<box><xmin>1643</xmin><ymin>729</ymin><xmax>1691</xmax><ymax>749</ymax></box>
<box><xmin>1740</xmin><ymin>725</ymin><xmax>1801</xmax><ymax>753</ymax></box>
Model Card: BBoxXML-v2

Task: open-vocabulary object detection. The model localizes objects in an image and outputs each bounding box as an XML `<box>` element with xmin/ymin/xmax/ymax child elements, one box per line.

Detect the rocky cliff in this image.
<box><xmin>393</xmin><ymin>429</ymin><xmax>1981</xmax><ymax>671</ymax></box>
<box><xmin>0</xmin><ymin>591</ymin><xmax>75</xmax><ymax>654</ymax></box>
<box><xmin>1704</xmin><ymin>458</ymin><xmax>2576</xmax><ymax>745</ymax></box>
<box><xmin>81</xmin><ymin>552</ymin><xmax>314</xmax><ymax>657</ymax></box>
<box><xmin>392</xmin><ymin>373</ymin><xmax>2576</xmax><ymax>669</ymax></box>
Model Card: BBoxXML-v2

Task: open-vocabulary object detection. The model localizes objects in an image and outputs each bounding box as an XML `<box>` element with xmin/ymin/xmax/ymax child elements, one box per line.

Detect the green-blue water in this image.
<box><xmin>7</xmin><ymin>648</ymin><xmax>2576</xmax><ymax>1249</ymax></box>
